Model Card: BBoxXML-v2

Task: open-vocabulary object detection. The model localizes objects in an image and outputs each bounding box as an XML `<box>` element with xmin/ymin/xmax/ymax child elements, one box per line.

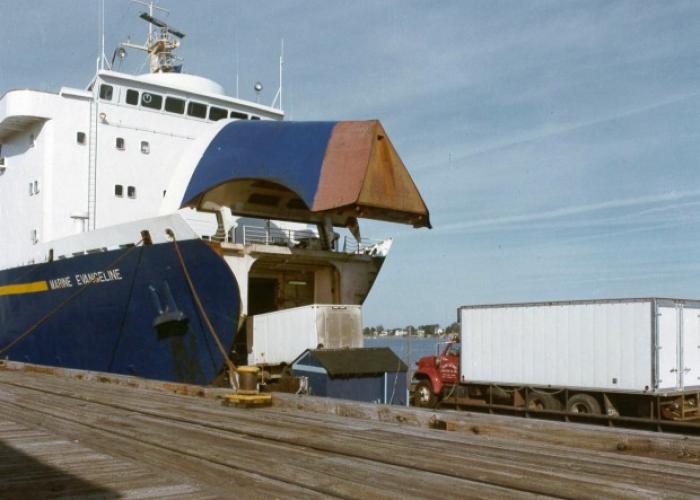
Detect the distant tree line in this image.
<box><xmin>363</xmin><ymin>321</ymin><xmax>460</xmax><ymax>337</ymax></box>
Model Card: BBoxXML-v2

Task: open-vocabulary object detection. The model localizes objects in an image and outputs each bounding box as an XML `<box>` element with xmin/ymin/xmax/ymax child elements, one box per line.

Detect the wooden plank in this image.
<box><xmin>2</xmin><ymin>365</ymin><xmax>700</xmax><ymax>499</ymax></box>
<box><xmin>11</xmin><ymin>372</ymin><xmax>700</xmax><ymax>482</ymax></box>
<box><xmin>0</xmin><ymin>394</ymin><xmax>535</xmax><ymax>500</ymax></box>
<box><xmin>0</xmin><ymin>418</ymin><xmax>218</xmax><ymax>499</ymax></box>
<box><xmin>269</xmin><ymin>390</ymin><xmax>700</xmax><ymax>461</ymax></box>
<box><xmin>3</xmin><ymin>372</ymin><xmax>700</xmax><ymax>499</ymax></box>
<box><xmin>4</xmin><ymin>360</ymin><xmax>699</xmax><ymax>463</ymax></box>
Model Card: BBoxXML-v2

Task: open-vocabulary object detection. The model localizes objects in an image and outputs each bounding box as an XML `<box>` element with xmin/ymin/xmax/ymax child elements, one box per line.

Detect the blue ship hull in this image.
<box><xmin>0</xmin><ymin>239</ymin><xmax>240</xmax><ymax>385</ymax></box>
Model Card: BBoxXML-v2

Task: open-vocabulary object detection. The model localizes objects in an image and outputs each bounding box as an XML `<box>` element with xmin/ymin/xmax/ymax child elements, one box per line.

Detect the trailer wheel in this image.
<box><xmin>413</xmin><ymin>381</ymin><xmax>438</xmax><ymax>408</ymax></box>
<box><xmin>526</xmin><ymin>392</ymin><xmax>562</xmax><ymax>411</ymax></box>
<box><xmin>567</xmin><ymin>393</ymin><xmax>601</xmax><ymax>415</ymax></box>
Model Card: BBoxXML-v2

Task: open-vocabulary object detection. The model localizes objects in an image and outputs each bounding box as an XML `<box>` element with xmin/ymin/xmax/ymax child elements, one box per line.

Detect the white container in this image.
<box><xmin>459</xmin><ymin>298</ymin><xmax>700</xmax><ymax>393</ymax></box>
<box><xmin>248</xmin><ymin>304</ymin><xmax>363</xmax><ymax>366</ymax></box>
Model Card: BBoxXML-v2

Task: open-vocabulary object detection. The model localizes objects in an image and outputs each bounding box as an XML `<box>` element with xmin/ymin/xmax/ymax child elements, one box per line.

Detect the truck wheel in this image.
<box><xmin>526</xmin><ymin>392</ymin><xmax>562</xmax><ymax>411</ymax></box>
<box><xmin>413</xmin><ymin>381</ymin><xmax>438</xmax><ymax>408</ymax></box>
<box><xmin>567</xmin><ymin>393</ymin><xmax>602</xmax><ymax>415</ymax></box>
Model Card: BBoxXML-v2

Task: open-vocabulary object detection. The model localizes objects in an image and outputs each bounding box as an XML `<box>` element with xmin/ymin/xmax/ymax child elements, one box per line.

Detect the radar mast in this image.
<box><xmin>122</xmin><ymin>0</ymin><xmax>186</xmax><ymax>73</ymax></box>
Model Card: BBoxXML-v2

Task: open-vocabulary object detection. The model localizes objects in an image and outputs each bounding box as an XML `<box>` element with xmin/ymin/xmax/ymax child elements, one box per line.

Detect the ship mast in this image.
<box><xmin>122</xmin><ymin>0</ymin><xmax>186</xmax><ymax>73</ymax></box>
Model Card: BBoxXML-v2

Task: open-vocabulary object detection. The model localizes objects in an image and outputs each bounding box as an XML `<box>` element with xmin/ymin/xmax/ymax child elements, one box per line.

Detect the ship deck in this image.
<box><xmin>1</xmin><ymin>362</ymin><xmax>700</xmax><ymax>499</ymax></box>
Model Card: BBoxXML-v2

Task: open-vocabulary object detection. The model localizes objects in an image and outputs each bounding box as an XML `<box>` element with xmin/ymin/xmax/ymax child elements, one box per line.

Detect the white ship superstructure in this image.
<box><xmin>0</xmin><ymin>70</ymin><xmax>281</xmax><ymax>266</ymax></box>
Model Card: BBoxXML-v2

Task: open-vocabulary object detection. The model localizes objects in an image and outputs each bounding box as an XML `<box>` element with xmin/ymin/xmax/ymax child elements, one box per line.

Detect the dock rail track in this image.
<box><xmin>1</xmin><ymin>361</ymin><xmax>700</xmax><ymax>498</ymax></box>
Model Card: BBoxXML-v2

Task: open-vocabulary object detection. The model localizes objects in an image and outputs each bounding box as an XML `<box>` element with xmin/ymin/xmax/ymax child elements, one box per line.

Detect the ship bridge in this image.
<box><xmin>161</xmin><ymin>120</ymin><xmax>431</xmax><ymax>229</ymax></box>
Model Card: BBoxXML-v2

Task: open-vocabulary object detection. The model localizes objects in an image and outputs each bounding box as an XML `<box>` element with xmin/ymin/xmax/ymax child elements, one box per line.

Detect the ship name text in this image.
<box><xmin>48</xmin><ymin>268</ymin><xmax>123</xmax><ymax>290</ymax></box>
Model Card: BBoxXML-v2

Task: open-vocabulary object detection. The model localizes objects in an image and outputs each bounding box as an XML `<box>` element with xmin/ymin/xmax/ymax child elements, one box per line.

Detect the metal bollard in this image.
<box><xmin>237</xmin><ymin>366</ymin><xmax>259</xmax><ymax>395</ymax></box>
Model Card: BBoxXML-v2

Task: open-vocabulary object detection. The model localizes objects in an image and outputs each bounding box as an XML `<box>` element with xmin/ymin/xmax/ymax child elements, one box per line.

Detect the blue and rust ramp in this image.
<box><xmin>180</xmin><ymin>120</ymin><xmax>431</xmax><ymax>228</ymax></box>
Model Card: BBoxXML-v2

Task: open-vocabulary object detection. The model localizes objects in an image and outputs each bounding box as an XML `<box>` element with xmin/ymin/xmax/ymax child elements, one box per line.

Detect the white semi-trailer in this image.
<box><xmin>413</xmin><ymin>298</ymin><xmax>700</xmax><ymax>427</ymax></box>
<box><xmin>245</xmin><ymin>304</ymin><xmax>363</xmax><ymax>376</ymax></box>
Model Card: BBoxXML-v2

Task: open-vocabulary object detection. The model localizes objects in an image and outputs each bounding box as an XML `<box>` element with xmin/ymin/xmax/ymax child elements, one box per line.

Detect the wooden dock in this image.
<box><xmin>1</xmin><ymin>363</ymin><xmax>700</xmax><ymax>499</ymax></box>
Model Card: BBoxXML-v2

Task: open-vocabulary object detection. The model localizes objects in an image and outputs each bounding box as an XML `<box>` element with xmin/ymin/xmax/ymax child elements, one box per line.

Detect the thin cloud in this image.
<box><xmin>414</xmin><ymin>92</ymin><xmax>700</xmax><ymax>172</ymax></box>
<box><xmin>443</xmin><ymin>199</ymin><xmax>700</xmax><ymax>234</ymax></box>
<box><xmin>438</xmin><ymin>190</ymin><xmax>700</xmax><ymax>233</ymax></box>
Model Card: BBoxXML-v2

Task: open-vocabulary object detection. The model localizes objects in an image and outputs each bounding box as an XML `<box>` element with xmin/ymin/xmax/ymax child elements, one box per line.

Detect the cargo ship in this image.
<box><xmin>0</xmin><ymin>5</ymin><xmax>430</xmax><ymax>385</ymax></box>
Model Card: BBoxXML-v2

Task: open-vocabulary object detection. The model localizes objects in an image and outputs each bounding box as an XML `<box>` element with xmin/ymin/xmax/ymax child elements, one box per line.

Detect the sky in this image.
<box><xmin>1</xmin><ymin>0</ymin><xmax>699</xmax><ymax>329</ymax></box>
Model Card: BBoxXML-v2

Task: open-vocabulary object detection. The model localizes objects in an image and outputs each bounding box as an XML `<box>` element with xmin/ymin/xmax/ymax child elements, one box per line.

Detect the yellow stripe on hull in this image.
<box><xmin>0</xmin><ymin>281</ymin><xmax>49</xmax><ymax>297</ymax></box>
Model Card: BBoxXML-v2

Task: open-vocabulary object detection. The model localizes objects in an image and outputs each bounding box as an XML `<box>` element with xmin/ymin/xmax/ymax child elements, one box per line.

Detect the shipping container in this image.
<box><xmin>247</xmin><ymin>304</ymin><xmax>363</xmax><ymax>366</ymax></box>
<box><xmin>459</xmin><ymin>298</ymin><xmax>700</xmax><ymax>393</ymax></box>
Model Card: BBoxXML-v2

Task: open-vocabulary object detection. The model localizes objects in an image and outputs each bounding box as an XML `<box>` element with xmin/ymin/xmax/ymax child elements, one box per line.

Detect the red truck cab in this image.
<box><xmin>412</xmin><ymin>340</ymin><xmax>460</xmax><ymax>407</ymax></box>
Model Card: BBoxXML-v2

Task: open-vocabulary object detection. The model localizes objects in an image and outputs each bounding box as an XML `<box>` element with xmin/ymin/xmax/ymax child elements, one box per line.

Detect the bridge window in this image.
<box><xmin>114</xmin><ymin>185</ymin><xmax>123</xmax><ymax>197</ymax></box>
<box><xmin>99</xmin><ymin>84</ymin><xmax>113</xmax><ymax>101</ymax></box>
<box><xmin>116</xmin><ymin>137</ymin><xmax>125</xmax><ymax>150</ymax></box>
<box><xmin>209</xmin><ymin>106</ymin><xmax>228</xmax><ymax>121</ymax></box>
<box><xmin>127</xmin><ymin>186</ymin><xmax>136</xmax><ymax>199</ymax></box>
<box><xmin>230</xmin><ymin>111</ymin><xmax>248</xmax><ymax>120</ymax></box>
<box><xmin>126</xmin><ymin>89</ymin><xmax>139</xmax><ymax>105</ymax></box>
<box><xmin>77</xmin><ymin>132</ymin><xmax>86</xmax><ymax>144</ymax></box>
<box><xmin>165</xmin><ymin>97</ymin><xmax>185</xmax><ymax>114</ymax></box>
<box><xmin>187</xmin><ymin>101</ymin><xmax>207</xmax><ymax>119</ymax></box>
<box><xmin>141</xmin><ymin>141</ymin><xmax>150</xmax><ymax>154</ymax></box>
<box><xmin>141</xmin><ymin>92</ymin><xmax>162</xmax><ymax>110</ymax></box>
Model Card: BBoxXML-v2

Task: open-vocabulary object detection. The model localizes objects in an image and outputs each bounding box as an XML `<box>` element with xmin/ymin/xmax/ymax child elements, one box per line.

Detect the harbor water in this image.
<box><xmin>364</xmin><ymin>336</ymin><xmax>448</xmax><ymax>378</ymax></box>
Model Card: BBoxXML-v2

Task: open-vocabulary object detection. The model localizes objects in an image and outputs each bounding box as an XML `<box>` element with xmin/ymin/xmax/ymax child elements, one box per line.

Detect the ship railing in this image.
<box><xmin>341</xmin><ymin>236</ymin><xmax>386</xmax><ymax>255</ymax></box>
<box><xmin>240</xmin><ymin>225</ymin><xmax>317</xmax><ymax>247</ymax></box>
<box><xmin>235</xmin><ymin>225</ymin><xmax>385</xmax><ymax>255</ymax></box>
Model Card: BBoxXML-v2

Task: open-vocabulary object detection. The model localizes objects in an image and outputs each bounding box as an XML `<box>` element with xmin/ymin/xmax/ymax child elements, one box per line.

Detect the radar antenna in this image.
<box><xmin>121</xmin><ymin>1</ymin><xmax>185</xmax><ymax>73</ymax></box>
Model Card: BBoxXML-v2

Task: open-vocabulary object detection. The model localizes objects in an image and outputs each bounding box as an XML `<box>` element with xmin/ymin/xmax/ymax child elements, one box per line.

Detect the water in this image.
<box><xmin>365</xmin><ymin>336</ymin><xmax>448</xmax><ymax>378</ymax></box>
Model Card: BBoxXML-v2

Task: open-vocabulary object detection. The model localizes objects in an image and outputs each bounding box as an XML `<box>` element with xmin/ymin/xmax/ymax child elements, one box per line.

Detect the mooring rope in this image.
<box><xmin>166</xmin><ymin>230</ymin><xmax>238</xmax><ymax>390</ymax></box>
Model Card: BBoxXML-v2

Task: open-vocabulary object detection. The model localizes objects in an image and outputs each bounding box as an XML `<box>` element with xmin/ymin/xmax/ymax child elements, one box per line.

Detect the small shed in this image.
<box><xmin>291</xmin><ymin>347</ymin><xmax>408</xmax><ymax>405</ymax></box>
